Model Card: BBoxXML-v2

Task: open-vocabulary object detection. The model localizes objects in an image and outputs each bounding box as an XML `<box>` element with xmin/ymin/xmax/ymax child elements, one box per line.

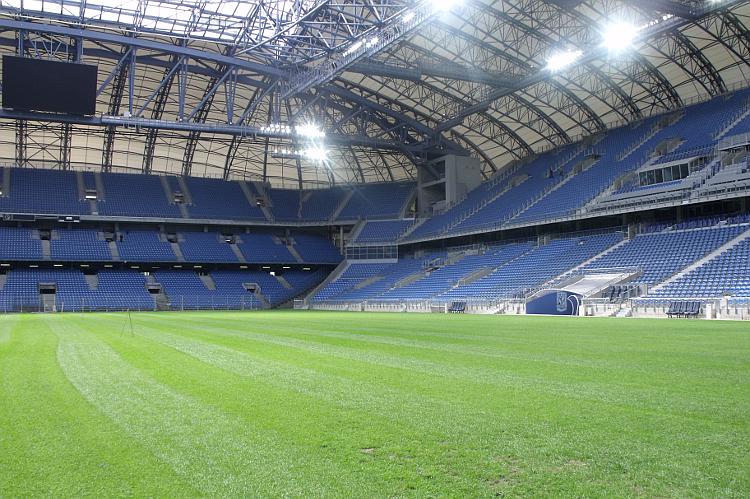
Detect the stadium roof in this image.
<box><xmin>0</xmin><ymin>0</ymin><xmax>748</xmax><ymax>187</ymax></box>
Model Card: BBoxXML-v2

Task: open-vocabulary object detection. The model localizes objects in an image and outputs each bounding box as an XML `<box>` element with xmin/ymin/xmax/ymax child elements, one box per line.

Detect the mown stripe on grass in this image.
<box><xmin>133</xmin><ymin>313</ymin><xmax>748</xmax><ymax>422</ymax></box>
<box><xmin>52</xmin><ymin>318</ymin><xmax>356</xmax><ymax>498</ymax></box>
<box><xmin>0</xmin><ymin>314</ymin><xmax>18</xmax><ymax>343</ymax></box>
<box><xmin>80</xmin><ymin>317</ymin><xmax>500</xmax><ymax>496</ymax></box>
<box><xmin>0</xmin><ymin>315</ymin><xmax>198</xmax><ymax>497</ymax></box>
<box><xmin>162</xmin><ymin>314</ymin><xmax>747</xmax><ymax>381</ymax></box>
<box><xmin>15</xmin><ymin>311</ymin><xmax>748</xmax><ymax>498</ymax></box>
<box><xmin>172</xmin><ymin>312</ymin><xmax>750</xmax><ymax>370</ymax></box>
<box><xmin>127</xmin><ymin>313</ymin><xmax>750</xmax><ymax>497</ymax></box>
<box><xmin>119</xmin><ymin>315</ymin><xmax>743</xmax><ymax>472</ymax></box>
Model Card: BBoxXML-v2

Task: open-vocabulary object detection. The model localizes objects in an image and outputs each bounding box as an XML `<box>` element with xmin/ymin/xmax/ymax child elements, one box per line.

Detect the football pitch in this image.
<box><xmin>0</xmin><ymin>311</ymin><xmax>748</xmax><ymax>497</ymax></box>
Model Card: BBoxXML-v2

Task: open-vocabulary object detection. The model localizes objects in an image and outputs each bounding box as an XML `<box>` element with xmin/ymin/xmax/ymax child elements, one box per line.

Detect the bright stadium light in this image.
<box><xmin>295</xmin><ymin>123</ymin><xmax>325</xmax><ymax>139</ymax></box>
<box><xmin>434</xmin><ymin>0</ymin><xmax>460</xmax><ymax>11</ymax></box>
<box><xmin>602</xmin><ymin>22</ymin><xmax>639</xmax><ymax>52</ymax></box>
<box><xmin>546</xmin><ymin>50</ymin><xmax>583</xmax><ymax>72</ymax></box>
<box><xmin>260</xmin><ymin>122</ymin><xmax>291</xmax><ymax>134</ymax></box>
<box><xmin>344</xmin><ymin>40</ymin><xmax>363</xmax><ymax>56</ymax></box>
<box><xmin>302</xmin><ymin>147</ymin><xmax>328</xmax><ymax>162</ymax></box>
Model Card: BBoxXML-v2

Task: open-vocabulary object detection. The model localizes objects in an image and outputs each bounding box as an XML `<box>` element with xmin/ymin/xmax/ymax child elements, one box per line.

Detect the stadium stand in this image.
<box><xmin>407</xmin><ymin>146</ymin><xmax>582</xmax><ymax>239</ymax></box>
<box><xmin>98</xmin><ymin>173</ymin><xmax>182</xmax><ymax>218</ymax></box>
<box><xmin>653</xmin><ymin>91</ymin><xmax>750</xmax><ymax>164</ymax></box>
<box><xmin>300</xmin><ymin>188</ymin><xmax>347</xmax><ymax>221</ymax></box>
<box><xmin>116</xmin><ymin>230</ymin><xmax>178</xmax><ymax>262</ymax></box>
<box><xmin>0</xmin><ymin>228</ymin><xmax>43</xmax><ymax>260</ymax></box>
<box><xmin>441</xmin><ymin>234</ymin><xmax>621</xmax><ymax>301</ymax></box>
<box><xmin>2</xmin><ymin>90</ymin><xmax>749</xmax><ymax>237</ymax></box>
<box><xmin>184</xmin><ymin>177</ymin><xmax>266</xmax><ymax>221</ymax></box>
<box><xmin>178</xmin><ymin>231</ymin><xmax>239</xmax><ymax>263</ymax></box>
<box><xmin>580</xmin><ymin>225</ymin><xmax>745</xmax><ymax>286</ymax></box>
<box><xmin>510</xmin><ymin>119</ymin><xmax>666</xmax><ymax>224</ymax></box>
<box><xmin>312</xmin><ymin>233</ymin><xmax>624</xmax><ymax>304</ymax></box>
<box><xmin>647</xmin><ymin>232</ymin><xmax>750</xmax><ymax>300</ymax></box>
<box><xmin>336</xmin><ymin>182</ymin><xmax>415</xmax><ymax>221</ymax></box>
<box><xmin>0</xmin><ymin>268</ymin><xmax>155</xmax><ymax>312</ymax></box>
<box><xmin>308</xmin><ymin>262</ymin><xmax>393</xmax><ymax>302</ymax></box>
<box><xmin>237</xmin><ymin>231</ymin><xmax>297</xmax><ymax>263</ymax></box>
<box><xmin>290</xmin><ymin>233</ymin><xmax>343</xmax><ymax>264</ymax></box>
<box><xmin>0</xmin><ymin>168</ymin><xmax>87</xmax><ymax>215</ymax></box>
<box><xmin>268</xmin><ymin>189</ymin><xmax>301</xmax><ymax>221</ymax></box>
<box><xmin>153</xmin><ymin>269</ymin><xmax>304</xmax><ymax>308</ymax></box>
<box><xmin>311</xmin><ymin>218</ymin><xmax>750</xmax><ymax>310</ymax></box>
<box><xmin>352</xmin><ymin>219</ymin><xmax>414</xmax><ymax>244</ymax></box>
<box><xmin>155</xmin><ymin>270</ymin><xmax>267</xmax><ymax>310</ymax></box>
<box><xmin>1</xmin><ymin>88</ymin><xmax>750</xmax><ymax>317</ymax></box>
<box><xmin>50</xmin><ymin>229</ymin><xmax>112</xmax><ymax>261</ymax></box>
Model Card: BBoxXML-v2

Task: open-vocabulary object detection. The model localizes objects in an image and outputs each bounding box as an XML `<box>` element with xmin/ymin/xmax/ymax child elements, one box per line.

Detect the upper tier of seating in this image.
<box><xmin>400</xmin><ymin>88</ymin><xmax>750</xmax><ymax>243</ymax></box>
<box><xmin>0</xmin><ymin>167</ymin><xmax>414</xmax><ymax>224</ymax></box>
<box><xmin>1</xmin><ymin>89</ymin><xmax>748</xmax><ymax>242</ymax></box>
<box><xmin>654</xmin><ymin>90</ymin><xmax>750</xmax><ymax>164</ymax></box>
<box><xmin>98</xmin><ymin>172</ymin><xmax>183</xmax><ymax>218</ymax></box>
<box><xmin>51</xmin><ymin>229</ymin><xmax>111</xmax><ymax>261</ymax></box>
<box><xmin>183</xmin><ymin>176</ymin><xmax>266</xmax><ymax>221</ymax></box>
<box><xmin>352</xmin><ymin>219</ymin><xmax>414</xmax><ymax>244</ymax></box>
<box><xmin>0</xmin><ymin>169</ymin><xmax>87</xmax><ymax>215</ymax></box>
<box><xmin>337</xmin><ymin>182</ymin><xmax>414</xmax><ymax>221</ymax></box>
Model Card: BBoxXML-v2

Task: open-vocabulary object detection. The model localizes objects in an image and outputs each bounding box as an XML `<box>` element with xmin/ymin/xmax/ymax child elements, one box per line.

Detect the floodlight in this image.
<box><xmin>295</xmin><ymin>123</ymin><xmax>325</xmax><ymax>138</ymax></box>
<box><xmin>434</xmin><ymin>0</ymin><xmax>460</xmax><ymax>11</ymax></box>
<box><xmin>302</xmin><ymin>147</ymin><xmax>328</xmax><ymax>162</ymax></box>
<box><xmin>546</xmin><ymin>50</ymin><xmax>582</xmax><ymax>72</ymax></box>
<box><xmin>602</xmin><ymin>22</ymin><xmax>638</xmax><ymax>52</ymax></box>
<box><xmin>344</xmin><ymin>41</ymin><xmax>363</xmax><ymax>56</ymax></box>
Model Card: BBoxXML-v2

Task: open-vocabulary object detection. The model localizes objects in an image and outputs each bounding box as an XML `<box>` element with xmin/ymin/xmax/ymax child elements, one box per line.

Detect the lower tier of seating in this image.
<box><xmin>312</xmin><ymin>218</ymin><xmax>750</xmax><ymax>305</ymax></box>
<box><xmin>0</xmin><ymin>267</ymin><xmax>325</xmax><ymax>312</ymax></box>
<box><xmin>1</xmin><ymin>217</ymin><xmax>748</xmax><ymax>312</ymax></box>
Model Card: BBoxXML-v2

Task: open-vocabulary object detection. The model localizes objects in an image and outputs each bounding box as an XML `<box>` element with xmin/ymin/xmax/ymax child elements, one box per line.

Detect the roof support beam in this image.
<box><xmin>135</xmin><ymin>56</ymin><xmax>186</xmax><ymax>118</ymax></box>
<box><xmin>101</xmin><ymin>49</ymin><xmax>129</xmax><ymax>172</ymax></box>
<box><xmin>349</xmin><ymin>60</ymin><xmax>516</xmax><ymax>88</ymax></box>
<box><xmin>434</xmin><ymin>0</ymin><xmax>744</xmax><ymax>133</ymax></box>
<box><xmin>0</xmin><ymin>19</ymin><xmax>287</xmax><ymax>77</ymax></box>
<box><xmin>282</xmin><ymin>1</ymin><xmax>437</xmax><ymax>98</ymax></box>
<box><xmin>182</xmin><ymin>72</ymin><xmax>220</xmax><ymax>177</ymax></box>
<box><xmin>143</xmin><ymin>61</ymin><xmax>179</xmax><ymax>175</ymax></box>
<box><xmin>96</xmin><ymin>47</ymin><xmax>133</xmax><ymax>97</ymax></box>
<box><xmin>430</xmin><ymin>20</ymin><xmax>603</xmax><ymax>135</ymax></box>
<box><xmin>627</xmin><ymin>0</ymin><xmax>702</xmax><ymax>19</ymax></box>
<box><xmin>15</xmin><ymin>119</ymin><xmax>27</xmax><ymax>168</ymax></box>
<box><xmin>646</xmin><ymin>30</ymin><xmax>726</xmax><ymax>96</ymax></box>
<box><xmin>0</xmin><ymin>23</ymin><xmax>451</xmax><ymax>154</ymax></box>
<box><xmin>223</xmin><ymin>83</ymin><xmax>268</xmax><ymax>181</ymax></box>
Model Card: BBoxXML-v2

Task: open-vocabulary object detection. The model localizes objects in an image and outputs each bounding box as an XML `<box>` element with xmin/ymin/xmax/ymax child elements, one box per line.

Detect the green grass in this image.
<box><xmin>0</xmin><ymin>311</ymin><xmax>748</xmax><ymax>497</ymax></box>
